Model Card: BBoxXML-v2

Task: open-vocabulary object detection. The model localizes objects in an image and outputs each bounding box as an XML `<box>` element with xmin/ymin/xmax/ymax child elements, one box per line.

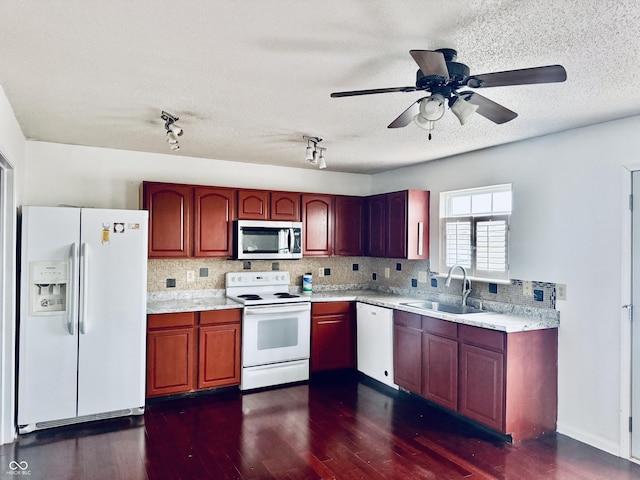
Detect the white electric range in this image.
<box><xmin>225</xmin><ymin>271</ymin><xmax>311</xmax><ymax>390</ymax></box>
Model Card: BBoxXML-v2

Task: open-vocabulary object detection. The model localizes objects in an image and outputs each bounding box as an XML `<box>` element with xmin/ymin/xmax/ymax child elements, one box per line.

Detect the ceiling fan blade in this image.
<box><xmin>466</xmin><ymin>65</ymin><xmax>567</xmax><ymax>88</ymax></box>
<box><xmin>409</xmin><ymin>50</ymin><xmax>449</xmax><ymax>79</ymax></box>
<box><xmin>458</xmin><ymin>91</ymin><xmax>518</xmax><ymax>124</ymax></box>
<box><xmin>330</xmin><ymin>86</ymin><xmax>416</xmax><ymax>98</ymax></box>
<box><xmin>387</xmin><ymin>99</ymin><xmax>424</xmax><ymax>128</ymax></box>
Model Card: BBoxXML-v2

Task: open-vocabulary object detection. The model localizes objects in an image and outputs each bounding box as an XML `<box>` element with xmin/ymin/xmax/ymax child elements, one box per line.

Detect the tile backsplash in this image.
<box><xmin>148</xmin><ymin>257</ymin><xmax>557</xmax><ymax>311</ymax></box>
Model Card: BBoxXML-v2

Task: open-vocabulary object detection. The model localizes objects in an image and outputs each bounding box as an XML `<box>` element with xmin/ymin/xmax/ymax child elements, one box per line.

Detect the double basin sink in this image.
<box><xmin>400</xmin><ymin>300</ymin><xmax>484</xmax><ymax>315</ymax></box>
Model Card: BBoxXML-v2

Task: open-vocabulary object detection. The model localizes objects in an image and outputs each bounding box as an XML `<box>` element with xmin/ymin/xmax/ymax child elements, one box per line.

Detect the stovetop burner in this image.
<box><xmin>237</xmin><ymin>294</ymin><xmax>263</xmax><ymax>300</ymax></box>
<box><xmin>273</xmin><ymin>292</ymin><xmax>300</xmax><ymax>299</ymax></box>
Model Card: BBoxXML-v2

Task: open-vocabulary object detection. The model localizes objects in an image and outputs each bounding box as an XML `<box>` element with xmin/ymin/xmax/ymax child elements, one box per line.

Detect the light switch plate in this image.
<box><xmin>318</xmin><ymin>268</ymin><xmax>324</xmax><ymax>277</ymax></box>
<box><xmin>384</xmin><ymin>267</ymin><xmax>390</xmax><ymax>278</ymax></box>
<box><xmin>523</xmin><ymin>280</ymin><xmax>533</xmax><ymax>296</ymax></box>
<box><xmin>418</xmin><ymin>271</ymin><xmax>427</xmax><ymax>283</ymax></box>
<box><xmin>186</xmin><ymin>270</ymin><xmax>195</xmax><ymax>283</ymax></box>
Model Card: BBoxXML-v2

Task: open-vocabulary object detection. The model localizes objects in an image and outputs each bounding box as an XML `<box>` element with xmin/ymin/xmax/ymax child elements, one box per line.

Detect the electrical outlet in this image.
<box><xmin>318</xmin><ymin>268</ymin><xmax>324</xmax><ymax>277</ymax></box>
<box><xmin>384</xmin><ymin>267</ymin><xmax>390</xmax><ymax>278</ymax></box>
<box><xmin>186</xmin><ymin>270</ymin><xmax>195</xmax><ymax>282</ymax></box>
<box><xmin>557</xmin><ymin>283</ymin><xmax>567</xmax><ymax>301</ymax></box>
<box><xmin>523</xmin><ymin>280</ymin><xmax>533</xmax><ymax>296</ymax></box>
<box><xmin>418</xmin><ymin>271</ymin><xmax>427</xmax><ymax>283</ymax></box>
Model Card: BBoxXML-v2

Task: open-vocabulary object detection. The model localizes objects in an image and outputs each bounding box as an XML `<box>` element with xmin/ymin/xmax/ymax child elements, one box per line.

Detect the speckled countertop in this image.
<box><xmin>147</xmin><ymin>289</ymin><xmax>559</xmax><ymax>333</ymax></box>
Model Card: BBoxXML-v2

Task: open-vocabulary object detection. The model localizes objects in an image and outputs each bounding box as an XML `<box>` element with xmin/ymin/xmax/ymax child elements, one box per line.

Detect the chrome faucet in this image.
<box><xmin>445</xmin><ymin>265</ymin><xmax>472</xmax><ymax>306</ymax></box>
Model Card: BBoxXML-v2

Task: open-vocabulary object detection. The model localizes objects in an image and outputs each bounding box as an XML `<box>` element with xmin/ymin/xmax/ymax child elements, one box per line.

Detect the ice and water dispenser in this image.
<box><xmin>29</xmin><ymin>261</ymin><xmax>69</xmax><ymax>315</ymax></box>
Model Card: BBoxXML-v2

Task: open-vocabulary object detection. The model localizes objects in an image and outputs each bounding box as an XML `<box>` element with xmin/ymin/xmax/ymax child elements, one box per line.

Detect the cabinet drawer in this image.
<box><xmin>422</xmin><ymin>316</ymin><xmax>457</xmax><ymax>339</ymax></box>
<box><xmin>148</xmin><ymin>312</ymin><xmax>196</xmax><ymax>330</ymax></box>
<box><xmin>199</xmin><ymin>309</ymin><xmax>242</xmax><ymax>325</ymax></box>
<box><xmin>312</xmin><ymin>301</ymin><xmax>352</xmax><ymax>316</ymax></box>
<box><xmin>394</xmin><ymin>310</ymin><xmax>422</xmax><ymax>330</ymax></box>
<box><xmin>459</xmin><ymin>324</ymin><xmax>505</xmax><ymax>352</ymax></box>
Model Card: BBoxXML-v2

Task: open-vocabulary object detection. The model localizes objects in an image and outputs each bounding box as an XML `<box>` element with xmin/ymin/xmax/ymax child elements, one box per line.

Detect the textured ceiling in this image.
<box><xmin>1</xmin><ymin>1</ymin><xmax>639</xmax><ymax>174</ymax></box>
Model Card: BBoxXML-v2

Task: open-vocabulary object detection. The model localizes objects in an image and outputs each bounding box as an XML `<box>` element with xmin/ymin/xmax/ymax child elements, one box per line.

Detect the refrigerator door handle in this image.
<box><xmin>80</xmin><ymin>242</ymin><xmax>89</xmax><ymax>334</ymax></box>
<box><xmin>68</xmin><ymin>243</ymin><xmax>79</xmax><ymax>335</ymax></box>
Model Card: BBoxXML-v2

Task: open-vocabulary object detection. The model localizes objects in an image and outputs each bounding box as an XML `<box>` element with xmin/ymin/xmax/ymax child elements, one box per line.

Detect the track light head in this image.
<box><xmin>161</xmin><ymin>110</ymin><xmax>184</xmax><ymax>151</ymax></box>
<box><xmin>302</xmin><ymin>135</ymin><xmax>328</xmax><ymax>169</ymax></box>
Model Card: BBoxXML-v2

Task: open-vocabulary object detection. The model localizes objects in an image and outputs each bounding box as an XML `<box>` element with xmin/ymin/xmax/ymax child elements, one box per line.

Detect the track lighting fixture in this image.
<box><xmin>303</xmin><ymin>136</ymin><xmax>327</xmax><ymax>169</ymax></box>
<box><xmin>161</xmin><ymin>111</ymin><xmax>183</xmax><ymax>151</ymax></box>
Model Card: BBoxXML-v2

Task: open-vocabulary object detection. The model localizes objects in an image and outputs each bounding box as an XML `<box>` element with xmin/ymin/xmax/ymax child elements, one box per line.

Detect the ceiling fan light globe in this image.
<box><xmin>418</xmin><ymin>94</ymin><xmax>446</xmax><ymax>121</ymax></box>
<box><xmin>450</xmin><ymin>97</ymin><xmax>479</xmax><ymax>125</ymax></box>
<box><xmin>413</xmin><ymin>115</ymin><xmax>435</xmax><ymax>131</ymax></box>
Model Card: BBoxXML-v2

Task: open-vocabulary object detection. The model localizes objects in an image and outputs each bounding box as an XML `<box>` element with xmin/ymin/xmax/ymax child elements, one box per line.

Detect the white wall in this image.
<box><xmin>373</xmin><ymin>115</ymin><xmax>640</xmax><ymax>455</ymax></box>
<box><xmin>23</xmin><ymin>142</ymin><xmax>371</xmax><ymax>209</ymax></box>
<box><xmin>0</xmin><ymin>85</ymin><xmax>26</xmax><ymax>445</ymax></box>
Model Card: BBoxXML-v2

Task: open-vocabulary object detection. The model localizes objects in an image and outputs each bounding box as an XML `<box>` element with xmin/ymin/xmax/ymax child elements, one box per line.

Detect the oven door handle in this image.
<box><xmin>244</xmin><ymin>304</ymin><xmax>310</xmax><ymax>315</ymax></box>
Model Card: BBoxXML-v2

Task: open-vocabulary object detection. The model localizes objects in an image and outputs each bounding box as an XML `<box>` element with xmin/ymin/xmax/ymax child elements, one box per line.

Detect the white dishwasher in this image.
<box><xmin>356</xmin><ymin>302</ymin><xmax>398</xmax><ymax>389</ymax></box>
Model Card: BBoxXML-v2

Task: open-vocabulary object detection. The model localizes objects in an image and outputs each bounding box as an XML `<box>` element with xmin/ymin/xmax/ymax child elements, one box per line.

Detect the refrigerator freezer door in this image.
<box><xmin>18</xmin><ymin>206</ymin><xmax>81</xmax><ymax>426</ymax></box>
<box><xmin>76</xmin><ymin>209</ymin><xmax>148</xmax><ymax>416</ymax></box>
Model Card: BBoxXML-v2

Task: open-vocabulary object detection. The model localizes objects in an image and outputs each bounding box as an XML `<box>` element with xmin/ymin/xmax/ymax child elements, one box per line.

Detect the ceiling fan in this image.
<box><xmin>330</xmin><ymin>49</ymin><xmax>567</xmax><ymax>139</ymax></box>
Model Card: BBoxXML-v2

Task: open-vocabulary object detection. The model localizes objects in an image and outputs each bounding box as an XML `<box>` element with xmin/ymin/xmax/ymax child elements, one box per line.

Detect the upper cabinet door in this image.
<box><xmin>237</xmin><ymin>190</ymin><xmax>269</xmax><ymax>220</ymax></box>
<box><xmin>194</xmin><ymin>187</ymin><xmax>236</xmax><ymax>257</ymax></box>
<box><xmin>365</xmin><ymin>194</ymin><xmax>386</xmax><ymax>257</ymax></box>
<box><xmin>385</xmin><ymin>191</ymin><xmax>409</xmax><ymax>258</ymax></box>
<box><xmin>143</xmin><ymin>182</ymin><xmax>193</xmax><ymax>258</ymax></box>
<box><xmin>334</xmin><ymin>195</ymin><xmax>363</xmax><ymax>256</ymax></box>
<box><xmin>271</xmin><ymin>191</ymin><xmax>301</xmax><ymax>221</ymax></box>
<box><xmin>405</xmin><ymin>190</ymin><xmax>430</xmax><ymax>260</ymax></box>
<box><xmin>302</xmin><ymin>194</ymin><xmax>334</xmax><ymax>257</ymax></box>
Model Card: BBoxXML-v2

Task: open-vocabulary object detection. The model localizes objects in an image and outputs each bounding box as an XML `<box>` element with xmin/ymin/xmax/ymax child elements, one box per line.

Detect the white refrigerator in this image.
<box><xmin>18</xmin><ymin>206</ymin><xmax>148</xmax><ymax>433</ymax></box>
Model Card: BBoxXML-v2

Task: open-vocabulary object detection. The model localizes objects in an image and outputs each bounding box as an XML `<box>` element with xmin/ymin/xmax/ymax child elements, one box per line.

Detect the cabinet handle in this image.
<box><xmin>417</xmin><ymin>222</ymin><xmax>424</xmax><ymax>256</ymax></box>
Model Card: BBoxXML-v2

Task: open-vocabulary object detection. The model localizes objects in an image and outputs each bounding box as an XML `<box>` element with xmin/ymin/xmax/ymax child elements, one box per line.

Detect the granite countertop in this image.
<box><xmin>147</xmin><ymin>289</ymin><xmax>559</xmax><ymax>333</ymax></box>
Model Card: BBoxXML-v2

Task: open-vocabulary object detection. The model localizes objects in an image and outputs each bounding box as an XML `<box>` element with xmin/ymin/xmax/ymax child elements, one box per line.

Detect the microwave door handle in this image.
<box><xmin>289</xmin><ymin>228</ymin><xmax>294</xmax><ymax>253</ymax></box>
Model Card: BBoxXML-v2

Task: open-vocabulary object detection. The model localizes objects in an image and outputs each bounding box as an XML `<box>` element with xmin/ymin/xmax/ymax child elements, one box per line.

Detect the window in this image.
<box><xmin>440</xmin><ymin>184</ymin><xmax>511</xmax><ymax>281</ymax></box>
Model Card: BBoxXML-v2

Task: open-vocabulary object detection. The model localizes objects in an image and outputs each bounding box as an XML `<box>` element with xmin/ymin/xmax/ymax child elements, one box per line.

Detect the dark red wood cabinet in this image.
<box><xmin>365</xmin><ymin>190</ymin><xmax>429</xmax><ymax>259</ymax></box>
<box><xmin>393</xmin><ymin>311</ymin><xmax>422</xmax><ymax>394</ymax></box>
<box><xmin>271</xmin><ymin>191</ymin><xmax>301</xmax><ymax>221</ymax></box>
<box><xmin>237</xmin><ymin>189</ymin><xmax>301</xmax><ymax>221</ymax></box>
<box><xmin>301</xmin><ymin>194</ymin><xmax>334</xmax><ymax>257</ymax></box>
<box><xmin>143</xmin><ymin>182</ymin><xmax>193</xmax><ymax>258</ymax></box>
<box><xmin>334</xmin><ymin>195</ymin><xmax>363</xmax><ymax>256</ymax></box>
<box><xmin>147</xmin><ymin>309</ymin><xmax>242</xmax><ymax>398</ymax></box>
<box><xmin>146</xmin><ymin>312</ymin><xmax>197</xmax><ymax>397</ymax></box>
<box><xmin>198</xmin><ymin>310</ymin><xmax>241</xmax><ymax>389</ymax></box>
<box><xmin>237</xmin><ymin>189</ymin><xmax>269</xmax><ymax>220</ymax></box>
<box><xmin>311</xmin><ymin>302</ymin><xmax>355</xmax><ymax>372</ymax></box>
<box><xmin>393</xmin><ymin>311</ymin><xmax>557</xmax><ymax>441</ymax></box>
<box><xmin>422</xmin><ymin>316</ymin><xmax>458</xmax><ymax>412</ymax></box>
<box><xmin>194</xmin><ymin>187</ymin><xmax>235</xmax><ymax>257</ymax></box>
<box><xmin>365</xmin><ymin>194</ymin><xmax>386</xmax><ymax>257</ymax></box>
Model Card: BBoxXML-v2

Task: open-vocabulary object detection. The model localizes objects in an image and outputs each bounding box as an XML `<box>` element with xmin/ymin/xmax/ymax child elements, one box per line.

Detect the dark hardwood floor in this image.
<box><xmin>2</xmin><ymin>372</ymin><xmax>640</xmax><ymax>479</ymax></box>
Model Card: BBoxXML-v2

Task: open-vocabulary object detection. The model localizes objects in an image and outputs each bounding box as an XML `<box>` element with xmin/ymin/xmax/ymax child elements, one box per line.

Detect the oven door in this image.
<box><xmin>242</xmin><ymin>302</ymin><xmax>311</xmax><ymax>367</ymax></box>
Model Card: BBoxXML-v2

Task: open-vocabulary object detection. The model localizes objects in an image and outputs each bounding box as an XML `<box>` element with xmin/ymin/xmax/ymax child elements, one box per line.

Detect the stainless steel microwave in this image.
<box><xmin>235</xmin><ymin>220</ymin><xmax>303</xmax><ymax>259</ymax></box>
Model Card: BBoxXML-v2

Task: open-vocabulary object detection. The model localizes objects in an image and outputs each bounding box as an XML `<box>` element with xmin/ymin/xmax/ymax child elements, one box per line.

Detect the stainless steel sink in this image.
<box><xmin>400</xmin><ymin>300</ymin><xmax>484</xmax><ymax>315</ymax></box>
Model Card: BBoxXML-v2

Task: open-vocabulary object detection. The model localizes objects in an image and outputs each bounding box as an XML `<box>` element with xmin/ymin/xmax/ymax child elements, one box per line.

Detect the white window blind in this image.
<box><xmin>440</xmin><ymin>185</ymin><xmax>511</xmax><ymax>281</ymax></box>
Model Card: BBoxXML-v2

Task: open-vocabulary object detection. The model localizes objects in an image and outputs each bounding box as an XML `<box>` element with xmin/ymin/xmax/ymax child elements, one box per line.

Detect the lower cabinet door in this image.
<box><xmin>311</xmin><ymin>314</ymin><xmax>354</xmax><ymax>372</ymax></box>
<box><xmin>458</xmin><ymin>343</ymin><xmax>505</xmax><ymax>432</ymax></box>
<box><xmin>422</xmin><ymin>333</ymin><xmax>458</xmax><ymax>411</ymax></box>
<box><xmin>147</xmin><ymin>327</ymin><xmax>197</xmax><ymax>397</ymax></box>
<box><xmin>393</xmin><ymin>323</ymin><xmax>422</xmax><ymax>393</ymax></box>
<box><xmin>198</xmin><ymin>323</ymin><xmax>241</xmax><ymax>389</ymax></box>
